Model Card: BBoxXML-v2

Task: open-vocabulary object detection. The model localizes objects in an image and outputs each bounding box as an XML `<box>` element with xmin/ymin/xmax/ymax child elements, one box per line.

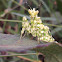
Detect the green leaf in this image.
<box><xmin>33</xmin><ymin>43</ymin><xmax>62</xmax><ymax>62</ymax></box>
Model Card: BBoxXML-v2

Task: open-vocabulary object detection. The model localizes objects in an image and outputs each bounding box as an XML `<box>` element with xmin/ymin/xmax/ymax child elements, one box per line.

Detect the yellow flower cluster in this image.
<box><xmin>21</xmin><ymin>8</ymin><xmax>54</xmax><ymax>43</ymax></box>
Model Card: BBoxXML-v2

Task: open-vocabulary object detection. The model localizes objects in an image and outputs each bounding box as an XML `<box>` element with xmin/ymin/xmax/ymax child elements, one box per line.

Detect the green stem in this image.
<box><xmin>0</xmin><ymin>19</ymin><xmax>62</xmax><ymax>28</ymax></box>
<box><xmin>1</xmin><ymin>0</ymin><xmax>8</xmax><ymax>8</ymax></box>
<box><xmin>3</xmin><ymin>14</ymin><xmax>9</xmax><ymax>32</ymax></box>
<box><xmin>48</xmin><ymin>0</ymin><xmax>60</xmax><ymax>23</ymax></box>
<box><xmin>0</xmin><ymin>53</ymin><xmax>36</xmax><ymax>57</ymax></box>
<box><xmin>43</xmin><ymin>23</ymin><xmax>62</xmax><ymax>28</ymax></box>
<box><xmin>12</xmin><ymin>0</ymin><xmax>28</xmax><ymax>11</ymax></box>
<box><xmin>0</xmin><ymin>19</ymin><xmax>22</xmax><ymax>23</ymax></box>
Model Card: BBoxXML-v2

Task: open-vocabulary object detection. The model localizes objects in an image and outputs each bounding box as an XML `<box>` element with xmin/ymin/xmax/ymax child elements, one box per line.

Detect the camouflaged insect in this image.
<box><xmin>21</xmin><ymin>8</ymin><xmax>54</xmax><ymax>43</ymax></box>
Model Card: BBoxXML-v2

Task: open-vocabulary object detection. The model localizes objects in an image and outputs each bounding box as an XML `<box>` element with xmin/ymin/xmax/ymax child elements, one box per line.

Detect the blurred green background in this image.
<box><xmin>0</xmin><ymin>0</ymin><xmax>62</xmax><ymax>61</ymax></box>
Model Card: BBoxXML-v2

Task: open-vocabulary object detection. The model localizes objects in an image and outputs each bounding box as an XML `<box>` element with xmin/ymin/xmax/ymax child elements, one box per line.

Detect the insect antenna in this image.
<box><xmin>24</xmin><ymin>2</ymin><xmax>32</xmax><ymax>9</ymax></box>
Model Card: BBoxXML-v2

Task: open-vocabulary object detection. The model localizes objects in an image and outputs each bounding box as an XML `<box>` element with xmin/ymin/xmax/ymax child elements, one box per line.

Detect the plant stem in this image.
<box><xmin>0</xmin><ymin>53</ymin><xmax>37</xmax><ymax>57</ymax></box>
<box><xmin>0</xmin><ymin>19</ymin><xmax>62</xmax><ymax>28</ymax></box>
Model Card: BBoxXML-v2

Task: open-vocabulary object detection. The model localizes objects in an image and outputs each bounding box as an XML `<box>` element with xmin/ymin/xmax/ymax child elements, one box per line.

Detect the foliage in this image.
<box><xmin>0</xmin><ymin>0</ymin><xmax>62</xmax><ymax>62</ymax></box>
